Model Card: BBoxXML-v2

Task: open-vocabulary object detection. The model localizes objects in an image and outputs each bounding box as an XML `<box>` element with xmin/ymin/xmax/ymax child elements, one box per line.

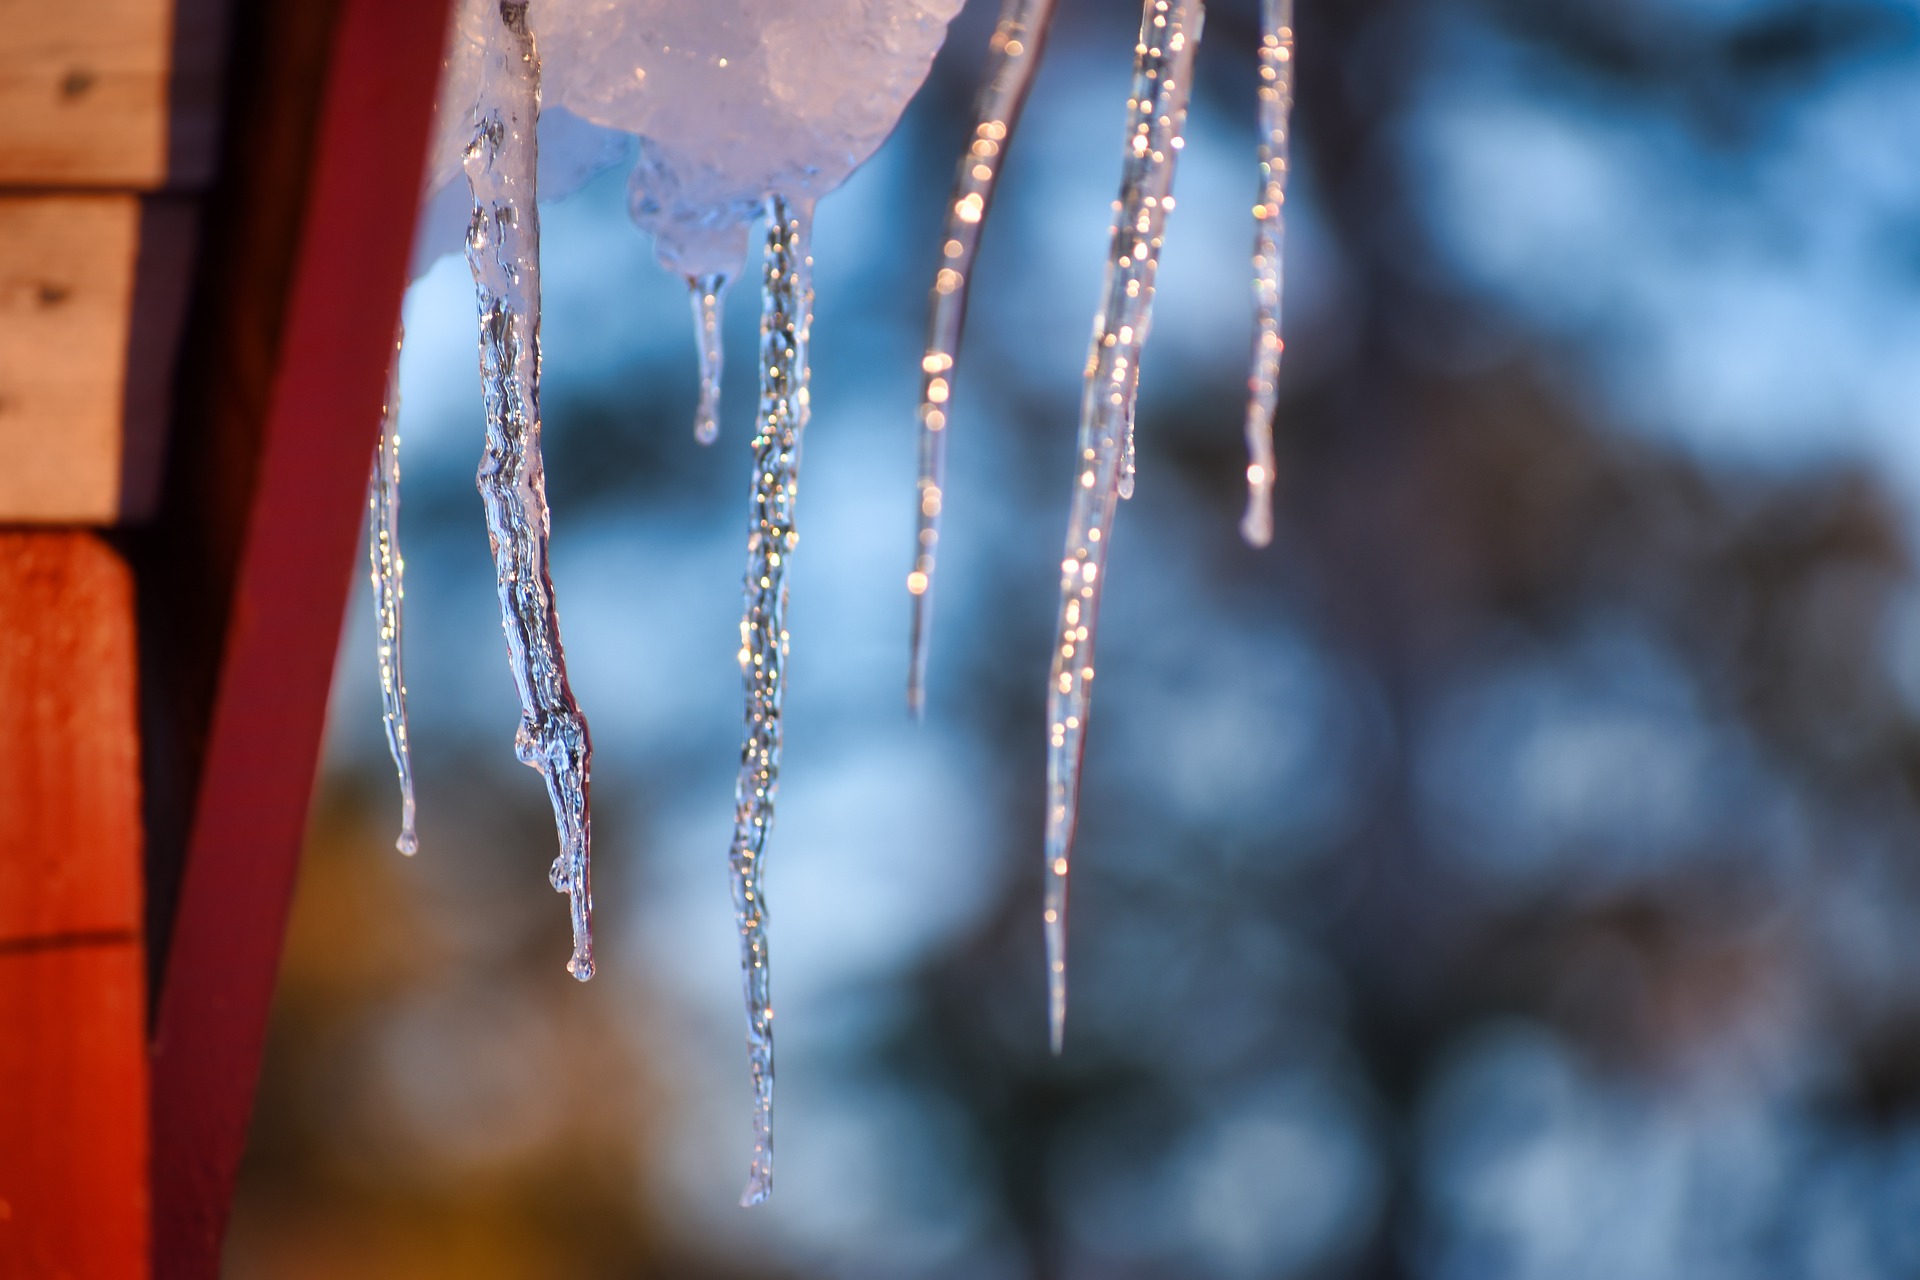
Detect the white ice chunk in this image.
<box><xmin>412</xmin><ymin>0</ymin><xmax>631</xmax><ymax>279</ymax></box>
<box><xmin>532</xmin><ymin>0</ymin><xmax>964</xmax><ymax>277</ymax></box>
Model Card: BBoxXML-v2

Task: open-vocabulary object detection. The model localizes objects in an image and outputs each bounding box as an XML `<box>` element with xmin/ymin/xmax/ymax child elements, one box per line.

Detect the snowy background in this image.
<box><xmin>228</xmin><ymin>0</ymin><xmax>1920</xmax><ymax>1276</ymax></box>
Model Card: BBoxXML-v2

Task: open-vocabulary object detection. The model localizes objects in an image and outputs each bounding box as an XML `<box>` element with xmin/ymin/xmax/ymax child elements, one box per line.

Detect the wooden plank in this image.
<box><xmin>0</xmin><ymin>195</ymin><xmax>191</xmax><ymax>524</ymax></box>
<box><xmin>0</xmin><ymin>533</ymin><xmax>143</xmax><ymax>941</ymax></box>
<box><xmin>147</xmin><ymin>0</ymin><xmax>452</xmax><ymax>1271</ymax></box>
<box><xmin>0</xmin><ymin>532</ymin><xmax>148</xmax><ymax>1279</ymax></box>
<box><xmin>0</xmin><ymin>0</ymin><xmax>220</xmax><ymax>188</ymax></box>
<box><xmin>0</xmin><ymin>944</ymin><xmax>150</xmax><ymax>1279</ymax></box>
<box><xmin>0</xmin><ymin>198</ymin><xmax>140</xmax><ymax>522</ymax></box>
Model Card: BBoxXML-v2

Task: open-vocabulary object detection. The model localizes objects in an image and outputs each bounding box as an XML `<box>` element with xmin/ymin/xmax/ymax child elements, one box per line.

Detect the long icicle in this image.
<box><xmin>369</xmin><ymin>324</ymin><xmax>418</xmax><ymax>856</ymax></box>
<box><xmin>907</xmin><ymin>0</ymin><xmax>1060</xmax><ymax>718</ymax></box>
<box><xmin>730</xmin><ymin>194</ymin><xmax>813</xmax><ymax>1207</ymax></box>
<box><xmin>1044</xmin><ymin>0</ymin><xmax>1202</xmax><ymax>1054</ymax></box>
<box><xmin>1240</xmin><ymin>0</ymin><xmax>1295</xmax><ymax>547</ymax></box>
<box><xmin>465</xmin><ymin>0</ymin><xmax>595</xmax><ymax>981</ymax></box>
<box><xmin>690</xmin><ymin>272</ymin><xmax>729</xmax><ymax>444</ymax></box>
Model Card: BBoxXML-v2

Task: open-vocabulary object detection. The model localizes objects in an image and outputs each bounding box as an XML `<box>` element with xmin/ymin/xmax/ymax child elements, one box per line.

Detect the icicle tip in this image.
<box><xmin>1240</xmin><ymin>508</ymin><xmax>1274</xmax><ymax>548</ymax></box>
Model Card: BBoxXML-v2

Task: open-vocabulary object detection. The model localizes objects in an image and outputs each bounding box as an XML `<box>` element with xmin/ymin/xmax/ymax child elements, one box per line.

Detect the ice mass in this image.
<box><xmin>369</xmin><ymin>0</ymin><xmax>1296</xmax><ymax>1203</ymax></box>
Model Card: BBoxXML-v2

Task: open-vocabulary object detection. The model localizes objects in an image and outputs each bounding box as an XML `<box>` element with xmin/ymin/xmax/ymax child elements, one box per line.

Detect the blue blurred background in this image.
<box><xmin>227</xmin><ymin>0</ymin><xmax>1920</xmax><ymax>1275</ymax></box>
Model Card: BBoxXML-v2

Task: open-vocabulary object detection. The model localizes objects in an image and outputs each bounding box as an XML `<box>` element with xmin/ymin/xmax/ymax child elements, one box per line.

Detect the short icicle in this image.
<box><xmin>690</xmin><ymin>272</ymin><xmax>729</xmax><ymax>444</ymax></box>
<box><xmin>907</xmin><ymin>0</ymin><xmax>1060</xmax><ymax>717</ymax></box>
<box><xmin>1240</xmin><ymin>0</ymin><xmax>1295</xmax><ymax>547</ymax></box>
<box><xmin>730</xmin><ymin>195</ymin><xmax>813</xmax><ymax>1207</ymax></box>
<box><xmin>464</xmin><ymin>0</ymin><xmax>596</xmax><ymax>980</ymax></box>
<box><xmin>1044</xmin><ymin>0</ymin><xmax>1202</xmax><ymax>1054</ymax></box>
<box><xmin>368</xmin><ymin>324</ymin><xmax>418</xmax><ymax>856</ymax></box>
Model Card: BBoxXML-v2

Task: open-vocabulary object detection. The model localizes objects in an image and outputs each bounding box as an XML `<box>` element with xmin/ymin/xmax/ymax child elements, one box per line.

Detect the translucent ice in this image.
<box><xmin>533</xmin><ymin>0</ymin><xmax>964</xmax><ymax>278</ymax></box>
<box><xmin>908</xmin><ymin>0</ymin><xmax>1058</xmax><ymax>716</ymax></box>
<box><xmin>729</xmin><ymin>195</ymin><xmax>813</xmax><ymax>1207</ymax></box>
<box><xmin>413</xmin><ymin>0</ymin><xmax>629</xmax><ymax>278</ymax></box>
<box><xmin>464</xmin><ymin>0</ymin><xmax>597</xmax><ymax>981</ymax></box>
<box><xmin>689</xmin><ymin>272</ymin><xmax>727</xmax><ymax>443</ymax></box>
<box><xmin>517</xmin><ymin>0</ymin><xmax>963</xmax><ymax>1203</ymax></box>
<box><xmin>1044</xmin><ymin>0</ymin><xmax>1202</xmax><ymax>1052</ymax></box>
<box><xmin>1241</xmin><ymin>0</ymin><xmax>1295</xmax><ymax>547</ymax></box>
<box><xmin>368</xmin><ymin>325</ymin><xmax>418</xmax><ymax>857</ymax></box>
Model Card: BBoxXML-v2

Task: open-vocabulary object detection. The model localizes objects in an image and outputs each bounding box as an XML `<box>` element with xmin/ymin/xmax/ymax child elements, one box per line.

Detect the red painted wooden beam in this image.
<box><xmin>148</xmin><ymin>0</ymin><xmax>452</xmax><ymax>1272</ymax></box>
<box><xmin>0</xmin><ymin>534</ymin><xmax>149</xmax><ymax>1278</ymax></box>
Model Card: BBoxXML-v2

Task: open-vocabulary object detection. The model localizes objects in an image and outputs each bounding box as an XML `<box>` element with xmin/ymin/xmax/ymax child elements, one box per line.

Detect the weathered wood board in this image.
<box><xmin>0</xmin><ymin>196</ymin><xmax>190</xmax><ymax>523</ymax></box>
<box><xmin>0</xmin><ymin>0</ymin><xmax>222</xmax><ymax>188</ymax></box>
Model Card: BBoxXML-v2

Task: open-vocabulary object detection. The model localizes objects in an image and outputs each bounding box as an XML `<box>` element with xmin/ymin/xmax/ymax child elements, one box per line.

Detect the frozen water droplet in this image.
<box><xmin>1240</xmin><ymin>0</ymin><xmax>1294</xmax><ymax>548</ymax></box>
<box><xmin>1044</xmin><ymin>0</ymin><xmax>1201</xmax><ymax>1053</ymax></box>
<box><xmin>690</xmin><ymin>272</ymin><xmax>728</xmax><ymax>444</ymax></box>
<box><xmin>465</xmin><ymin>0</ymin><xmax>596</xmax><ymax>983</ymax></box>
<box><xmin>907</xmin><ymin>0</ymin><xmax>1058</xmax><ymax>718</ymax></box>
<box><xmin>729</xmin><ymin>194</ymin><xmax>813</xmax><ymax>1207</ymax></box>
<box><xmin>368</xmin><ymin>324</ymin><xmax>419</xmax><ymax>858</ymax></box>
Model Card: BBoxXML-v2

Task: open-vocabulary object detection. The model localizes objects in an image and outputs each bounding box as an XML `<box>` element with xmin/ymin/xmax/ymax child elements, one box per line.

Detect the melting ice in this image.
<box><xmin>462</xmin><ymin>0</ymin><xmax>598</xmax><ymax>982</ymax></box>
<box><xmin>1043</xmin><ymin>0</ymin><xmax>1202</xmax><ymax>1052</ymax></box>
<box><xmin>533</xmin><ymin>0</ymin><xmax>964</xmax><ymax>1203</ymax></box>
<box><xmin>689</xmin><ymin>272</ymin><xmax>726</xmax><ymax>444</ymax></box>
<box><xmin>399</xmin><ymin>0</ymin><xmax>1282</xmax><ymax>1207</ymax></box>
<box><xmin>907</xmin><ymin>0</ymin><xmax>1059</xmax><ymax>715</ymax></box>
<box><xmin>368</xmin><ymin>325</ymin><xmax>418</xmax><ymax>857</ymax></box>
<box><xmin>1241</xmin><ymin>0</ymin><xmax>1295</xmax><ymax>547</ymax></box>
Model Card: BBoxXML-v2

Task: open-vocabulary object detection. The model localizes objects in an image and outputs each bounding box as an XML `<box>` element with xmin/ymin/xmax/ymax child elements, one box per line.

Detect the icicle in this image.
<box><xmin>464</xmin><ymin>0</ymin><xmax>596</xmax><ymax>981</ymax></box>
<box><xmin>690</xmin><ymin>272</ymin><xmax>729</xmax><ymax>444</ymax></box>
<box><xmin>730</xmin><ymin>195</ymin><xmax>813</xmax><ymax>1207</ymax></box>
<box><xmin>907</xmin><ymin>0</ymin><xmax>1059</xmax><ymax>718</ymax></box>
<box><xmin>1117</xmin><ymin>401</ymin><xmax>1137</xmax><ymax>500</ymax></box>
<box><xmin>1044</xmin><ymin>0</ymin><xmax>1201</xmax><ymax>1054</ymax></box>
<box><xmin>1240</xmin><ymin>0</ymin><xmax>1295</xmax><ymax>547</ymax></box>
<box><xmin>368</xmin><ymin>324</ymin><xmax>418</xmax><ymax>856</ymax></box>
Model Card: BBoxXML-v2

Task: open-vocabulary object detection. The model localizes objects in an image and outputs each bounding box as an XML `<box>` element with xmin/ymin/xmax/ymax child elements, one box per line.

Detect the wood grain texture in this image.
<box><xmin>0</xmin><ymin>197</ymin><xmax>138</xmax><ymax>521</ymax></box>
<box><xmin>0</xmin><ymin>0</ymin><xmax>218</xmax><ymax>188</ymax></box>
<box><xmin>0</xmin><ymin>195</ymin><xmax>193</xmax><ymax>523</ymax></box>
<box><xmin>0</xmin><ymin>532</ymin><xmax>149</xmax><ymax>1279</ymax></box>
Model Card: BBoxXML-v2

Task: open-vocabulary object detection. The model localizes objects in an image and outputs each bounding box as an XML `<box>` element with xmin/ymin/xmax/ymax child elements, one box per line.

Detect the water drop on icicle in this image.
<box><xmin>907</xmin><ymin>0</ymin><xmax>1059</xmax><ymax>717</ymax></box>
<box><xmin>369</xmin><ymin>325</ymin><xmax>419</xmax><ymax>857</ymax></box>
<box><xmin>690</xmin><ymin>273</ymin><xmax>729</xmax><ymax>444</ymax></box>
<box><xmin>730</xmin><ymin>195</ymin><xmax>813</xmax><ymax>1207</ymax></box>
<box><xmin>1241</xmin><ymin>0</ymin><xmax>1295</xmax><ymax>548</ymax></box>
<box><xmin>465</xmin><ymin>0</ymin><xmax>596</xmax><ymax>981</ymax></box>
<box><xmin>1044</xmin><ymin>0</ymin><xmax>1202</xmax><ymax>1054</ymax></box>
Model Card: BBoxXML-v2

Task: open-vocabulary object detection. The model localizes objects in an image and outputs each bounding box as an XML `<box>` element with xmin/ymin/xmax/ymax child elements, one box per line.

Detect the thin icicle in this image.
<box><xmin>464</xmin><ymin>0</ymin><xmax>595</xmax><ymax>981</ymax></box>
<box><xmin>369</xmin><ymin>324</ymin><xmax>418</xmax><ymax>856</ymax></box>
<box><xmin>907</xmin><ymin>0</ymin><xmax>1059</xmax><ymax>718</ymax></box>
<box><xmin>1240</xmin><ymin>0</ymin><xmax>1295</xmax><ymax>547</ymax></box>
<box><xmin>1117</xmin><ymin>402</ymin><xmax>1137</xmax><ymax>500</ymax></box>
<box><xmin>690</xmin><ymin>272</ymin><xmax>729</xmax><ymax>444</ymax></box>
<box><xmin>730</xmin><ymin>195</ymin><xmax>813</xmax><ymax>1207</ymax></box>
<box><xmin>1044</xmin><ymin>0</ymin><xmax>1201</xmax><ymax>1054</ymax></box>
